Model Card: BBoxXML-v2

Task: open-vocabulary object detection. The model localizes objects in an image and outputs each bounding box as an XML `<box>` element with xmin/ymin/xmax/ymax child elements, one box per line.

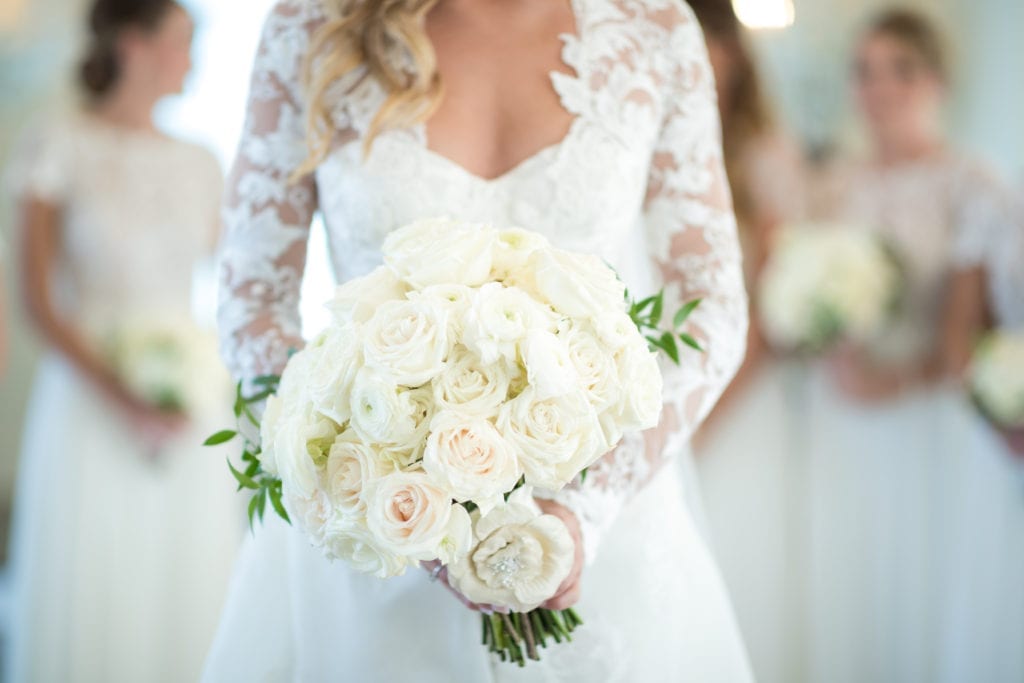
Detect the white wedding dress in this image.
<box><xmin>205</xmin><ymin>0</ymin><xmax>754</xmax><ymax>681</ymax></box>
<box><xmin>5</xmin><ymin>114</ymin><xmax>243</xmax><ymax>683</ymax></box>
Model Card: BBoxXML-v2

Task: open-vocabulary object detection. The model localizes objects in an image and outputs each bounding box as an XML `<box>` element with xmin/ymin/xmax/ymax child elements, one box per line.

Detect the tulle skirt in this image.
<box><xmin>202</xmin><ymin>462</ymin><xmax>755</xmax><ymax>682</ymax></box>
<box><xmin>6</xmin><ymin>354</ymin><xmax>244</xmax><ymax>683</ymax></box>
<box><xmin>696</xmin><ymin>362</ymin><xmax>807</xmax><ymax>683</ymax></box>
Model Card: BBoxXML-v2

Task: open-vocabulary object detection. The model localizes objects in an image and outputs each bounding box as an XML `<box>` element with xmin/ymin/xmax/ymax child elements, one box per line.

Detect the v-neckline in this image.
<box><xmin>417</xmin><ymin>0</ymin><xmax>585</xmax><ymax>185</ymax></box>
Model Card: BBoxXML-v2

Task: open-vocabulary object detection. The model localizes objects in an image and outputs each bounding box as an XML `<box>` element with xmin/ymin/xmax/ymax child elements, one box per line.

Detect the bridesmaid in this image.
<box><xmin>804</xmin><ymin>9</ymin><xmax>1019</xmax><ymax>682</ymax></box>
<box><xmin>5</xmin><ymin>1</ymin><xmax>241</xmax><ymax>681</ymax></box>
<box><xmin>687</xmin><ymin>2</ymin><xmax>806</xmax><ymax>682</ymax></box>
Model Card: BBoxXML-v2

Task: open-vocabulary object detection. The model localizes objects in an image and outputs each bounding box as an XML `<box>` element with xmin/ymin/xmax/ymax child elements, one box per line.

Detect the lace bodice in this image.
<box><xmin>817</xmin><ymin>153</ymin><xmax>1018</xmax><ymax>363</ymax></box>
<box><xmin>7</xmin><ymin>114</ymin><xmax>222</xmax><ymax>329</ymax></box>
<box><xmin>218</xmin><ymin>0</ymin><xmax>747</xmax><ymax>561</ymax></box>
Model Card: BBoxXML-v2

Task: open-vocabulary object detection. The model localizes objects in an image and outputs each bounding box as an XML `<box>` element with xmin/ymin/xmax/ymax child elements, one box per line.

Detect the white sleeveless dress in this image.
<box><xmin>803</xmin><ymin>153</ymin><xmax>1022</xmax><ymax>683</ymax></box>
<box><xmin>205</xmin><ymin>0</ymin><xmax>754</xmax><ymax>681</ymax></box>
<box><xmin>5</xmin><ymin>115</ymin><xmax>243</xmax><ymax>683</ymax></box>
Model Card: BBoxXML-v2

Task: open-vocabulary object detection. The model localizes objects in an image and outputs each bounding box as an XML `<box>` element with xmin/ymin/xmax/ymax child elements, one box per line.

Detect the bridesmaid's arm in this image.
<box><xmin>217</xmin><ymin>0</ymin><xmax>322</xmax><ymax>386</ymax></box>
<box><xmin>541</xmin><ymin>3</ymin><xmax>747</xmax><ymax>578</ymax></box>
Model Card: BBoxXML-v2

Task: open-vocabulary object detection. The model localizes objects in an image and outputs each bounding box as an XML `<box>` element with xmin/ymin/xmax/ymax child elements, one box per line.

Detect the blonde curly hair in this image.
<box><xmin>297</xmin><ymin>0</ymin><xmax>443</xmax><ymax>174</ymax></box>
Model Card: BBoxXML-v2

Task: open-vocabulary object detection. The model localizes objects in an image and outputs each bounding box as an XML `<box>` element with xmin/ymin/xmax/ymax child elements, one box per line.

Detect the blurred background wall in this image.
<box><xmin>0</xmin><ymin>0</ymin><xmax>1021</xmax><ymax>557</ymax></box>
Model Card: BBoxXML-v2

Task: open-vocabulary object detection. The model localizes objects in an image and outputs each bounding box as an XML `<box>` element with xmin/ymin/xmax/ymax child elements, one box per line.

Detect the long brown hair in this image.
<box><xmin>297</xmin><ymin>0</ymin><xmax>442</xmax><ymax>175</ymax></box>
<box><xmin>688</xmin><ymin>0</ymin><xmax>773</xmax><ymax>229</ymax></box>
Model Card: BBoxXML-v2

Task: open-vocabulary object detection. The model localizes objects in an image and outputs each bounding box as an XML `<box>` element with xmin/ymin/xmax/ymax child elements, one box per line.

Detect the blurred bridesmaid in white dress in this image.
<box><xmin>687</xmin><ymin>2</ymin><xmax>806</xmax><ymax>682</ymax></box>
<box><xmin>5</xmin><ymin>1</ymin><xmax>241</xmax><ymax>681</ymax></box>
<box><xmin>804</xmin><ymin>10</ymin><xmax>1021</xmax><ymax>682</ymax></box>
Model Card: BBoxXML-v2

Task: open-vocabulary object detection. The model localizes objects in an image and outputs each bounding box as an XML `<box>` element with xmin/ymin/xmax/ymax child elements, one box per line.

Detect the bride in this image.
<box><xmin>206</xmin><ymin>0</ymin><xmax>753</xmax><ymax>680</ymax></box>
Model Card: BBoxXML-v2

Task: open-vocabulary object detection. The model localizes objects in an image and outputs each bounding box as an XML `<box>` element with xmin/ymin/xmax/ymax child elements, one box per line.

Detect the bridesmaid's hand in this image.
<box><xmin>1000</xmin><ymin>426</ymin><xmax>1024</xmax><ymax>459</ymax></box>
<box><xmin>536</xmin><ymin>498</ymin><xmax>584</xmax><ymax>610</ymax></box>
<box><xmin>828</xmin><ymin>345</ymin><xmax>903</xmax><ymax>404</ymax></box>
<box><xmin>108</xmin><ymin>383</ymin><xmax>188</xmax><ymax>450</ymax></box>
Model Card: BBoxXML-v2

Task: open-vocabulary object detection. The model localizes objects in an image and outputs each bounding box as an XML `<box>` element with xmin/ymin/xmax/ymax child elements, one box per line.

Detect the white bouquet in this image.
<box><xmin>107</xmin><ymin>317</ymin><xmax>222</xmax><ymax>415</ymax></box>
<box><xmin>759</xmin><ymin>223</ymin><xmax>902</xmax><ymax>351</ymax></box>
<box><xmin>207</xmin><ymin>218</ymin><xmax>701</xmax><ymax>665</ymax></box>
<box><xmin>970</xmin><ymin>329</ymin><xmax>1024</xmax><ymax>428</ymax></box>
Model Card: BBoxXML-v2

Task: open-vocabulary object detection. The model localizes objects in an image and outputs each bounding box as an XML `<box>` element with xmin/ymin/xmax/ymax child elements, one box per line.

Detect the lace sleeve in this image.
<box><xmin>542</xmin><ymin>3</ymin><xmax>748</xmax><ymax>564</ymax></box>
<box><xmin>217</xmin><ymin>0</ymin><xmax>322</xmax><ymax>384</ymax></box>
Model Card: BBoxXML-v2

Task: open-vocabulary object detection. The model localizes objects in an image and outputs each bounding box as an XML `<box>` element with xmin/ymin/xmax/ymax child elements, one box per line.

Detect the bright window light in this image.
<box><xmin>732</xmin><ymin>0</ymin><xmax>795</xmax><ymax>30</ymax></box>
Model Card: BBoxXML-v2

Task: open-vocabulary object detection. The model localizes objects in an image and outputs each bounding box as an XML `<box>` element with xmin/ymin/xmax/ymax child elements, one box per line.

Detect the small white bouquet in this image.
<box><xmin>759</xmin><ymin>223</ymin><xmax>902</xmax><ymax>352</ymax></box>
<box><xmin>207</xmin><ymin>218</ymin><xmax>701</xmax><ymax>665</ymax></box>
<box><xmin>970</xmin><ymin>329</ymin><xmax>1024</xmax><ymax>428</ymax></box>
<box><xmin>107</xmin><ymin>317</ymin><xmax>221</xmax><ymax>415</ymax></box>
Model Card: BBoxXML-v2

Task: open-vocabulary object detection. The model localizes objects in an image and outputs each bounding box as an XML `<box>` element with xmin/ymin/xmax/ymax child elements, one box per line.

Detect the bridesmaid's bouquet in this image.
<box><xmin>108</xmin><ymin>318</ymin><xmax>222</xmax><ymax>415</ymax></box>
<box><xmin>758</xmin><ymin>223</ymin><xmax>902</xmax><ymax>352</ymax></box>
<box><xmin>970</xmin><ymin>329</ymin><xmax>1024</xmax><ymax>428</ymax></box>
<box><xmin>207</xmin><ymin>218</ymin><xmax>701</xmax><ymax>665</ymax></box>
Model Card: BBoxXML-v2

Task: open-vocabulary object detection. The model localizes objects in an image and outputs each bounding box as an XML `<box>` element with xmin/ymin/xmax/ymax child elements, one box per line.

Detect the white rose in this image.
<box><xmin>323</xmin><ymin>516</ymin><xmax>410</xmax><ymax>578</ymax></box>
<box><xmin>521</xmin><ymin>329</ymin><xmax>578</xmax><ymax>399</ymax></box>
<box><xmin>304</xmin><ymin>324</ymin><xmax>362</xmax><ymax>424</ymax></box>
<box><xmin>383</xmin><ymin>217</ymin><xmax>496</xmax><ymax>288</ymax></box>
<box><xmin>325</xmin><ymin>430</ymin><xmax>391</xmax><ymax>515</ymax></box>
<box><xmin>423</xmin><ymin>411</ymin><xmax>521</xmax><ymax>514</ymax></box>
<box><xmin>259</xmin><ymin>345</ymin><xmax>319</xmax><ymax>473</ymax></box>
<box><xmin>490</xmin><ymin>227</ymin><xmax>551</xmax><ymax>281</ymax></box>
<box><xmin>365</xmin><ymin>470</ymin><xmax>473</xmax><ymax>561</ymax></box>
<box><xmin>463</xmin><ymin>282</ymin><xmax>556</xmax><ymax>365</ymax></box>
<box><xmin>446</xmin><ymin>487</ymin><xmax>575</xmax><ymax>612</ymax></box>
<box><xmin>563</xmin><ymin>322</ymin><xmax>622</xmax><ymax>412</ymax></box>
<box><xmin>377</xmin><ymin>386</ymin><xmax>436</xmax><ymax>468</ymax></box>
<box><xmin>362</xmin><ymin>298</ymin><xmax>449</xmax><ymax>387</ymax></box>
<box><xmin>327</xmin><ymin>266</ymin><xmax>409</xmax><ymax>324</ymax></box>
<box><xmin>432</xmin><ymin>345</ymin><xmax>515</xmax><ymax>417</ymax></box>
<box><xmin>591</xmin><ymin>309</ymin><xmax>639</xmax><ymax>351</ymax></box>
<box><xmin>349</xmin><ymin>369</ymin><xmax>431</xmax><ymax>454</ymax></box>
<box><xmin>412</xmin><ymin>283</ymin><xmax>475</xmax><ymax>341</ymax></box>
<box><xmin>284</xmin><ymin>488</ymin><xmax>334</xmax><ymax>547</ymax></box>
<box><xmin>273</xmin><ymin>409</ymin><xmax>340</xmax><ymax>499</ymax></box>
<box><xmin>526</xmin><ymin>248</ymin><xmax>626</xmax><ymax>319</ymax></box>
<box><xmin>497</xmin><ymin>386</ymin><xmax>605</xmax><ymax>490</ymax></box>
<box><xmin>613</xmin><ymin>339</ymin><xmax>664</xmax><ymax>432</ymax></box>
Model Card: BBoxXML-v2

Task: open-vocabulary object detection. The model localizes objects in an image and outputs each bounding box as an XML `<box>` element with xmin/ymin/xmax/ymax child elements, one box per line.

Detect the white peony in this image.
<box><xmin>525</xmin><ymin>248</ymin><xmax>626</xmax><ymax>319</ymax></box>
<box><xmin>423</xmin><ymin>411</ymin><xmax>521</xmax><ymax>514</ymax></box>
<box><xmin>497</xmin><ymin>386</ymin><xmax>605</xmax><ymax>490</ymax></box>
<box><xmin>520</xmin><ymin>329</ymin><xmax>578</xmax><ymax>400</ymax></box>
<box><xmin>490</xmin><ymin>227</ymin><xmax>551</xmax><ymax>281</ymax></box>
<box><xmin>362</xmin><ymin>298</ymin><xmax>449</xmax><ymax>387</ymax></box>
<box><xmin>463</xmin><ymin>282</ymin><xmax>556</xmax><ymax>365</ymax></box>
<box><xmin>447</xmin><ymin>487</ymin><xmax>575</xmax><ymax>612</ymax></box>
<box><xmin>322</xmin><ymin>516</ymin><xmax>409</xmax><ymax>578</ymax></box>
<box><xmin>431</xmin><ymin>345</ymin><xmax>515</xmax><ymax>418</ymax></box>
<box><xmin>383</xmin><ymin>217</ymin><xmax>496</xmax><ymax>288</ymax></box>
<box><xmin>325</xmin><ymin>431</ymin><xmax>391</xmax><ymax>515</ymax></box>
<box><xmin>365</xmin><ymin>470</ymin><xmax>473</xmax><ymax>561</ymax></box>
<box><xmin>327</xmin><ymin>266</ymin><xmax>409</xmax><ymax>324</ymax></box>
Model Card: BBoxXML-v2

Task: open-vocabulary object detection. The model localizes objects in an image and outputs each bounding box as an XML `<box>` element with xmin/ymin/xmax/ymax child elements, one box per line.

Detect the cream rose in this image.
<box><xmin>614</xmin><ymin>339</ymin><xmax>664</xmax><ymax>432</ymax></box>
<box><xmin>365</xmin><ymin>470</ymin><xmax>473</xmax><ymax>561</ymax></box>
<box><xmin>526</xmin><ymin>248</ymin><xmax>626</xmax><ymax>319</ymax></box>
<box><xmin>325</xmin><ymin>431</ymin><xmax>390</xmax><ymax>515</ymax></box>
<box><xmin>497</xmin><ymin>386</ymin><xmax>605</xmax><ymax>490</ymax></box>
<box><xmin>446</xmin><ymin>487</ymin><xmax>575</xmax><ymax>612</ymax></box>
<box><xmin>327</xmin><ymin>266</ymin><xmax>409</xmax><ymax>324</ymax></box>
<box><xmin>520</xmin><ymin>329</ymin><xmax>578</xmax><ymax>400</ymax></box>
<box><xmin>423</xmin><ymin>411</ymin><xmax>521</xmax><ymax>514</ymax></box>
<box><xmin>383</xmin><ymin>217</ymin><xmax>496</xmax><ymax>288</ymax></box>
<box><xmin>432</xmin><ymin>345</ymin><xmax>514</xmax><ymax>417</ymax></box>
<box><xmin>323</xmin><ymin>516</ymin><xmax>410</xmax><ymax>578</ymax></box>
<box><xmin>563</xmin><ymin>322</ymin><xmax>622</xmax><ymax>412</ymax></box>
<box><xmin>463</xmin><ymin>282</ymin><xmax>556</xmax><ymax>365</ymax></box>
<box><xmin>362</xmin><ymin>298</ymin><xmax>449</xmax><ymax>387</ymax></box>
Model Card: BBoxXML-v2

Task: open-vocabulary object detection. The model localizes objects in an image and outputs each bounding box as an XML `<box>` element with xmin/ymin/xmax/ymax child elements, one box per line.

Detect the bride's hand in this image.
<box><xmin>419</xmin><ymin>560</ymin><xmax>509</xmax><ymax>614</ymax></box>
<box><xmin>536</xmin><ymin>498</ymin><xmax>584</xmax><ymax>610</ymax></box>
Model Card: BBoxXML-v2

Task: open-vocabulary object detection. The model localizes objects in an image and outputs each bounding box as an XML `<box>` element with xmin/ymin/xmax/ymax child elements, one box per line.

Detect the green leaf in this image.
<box><xmin>268</xmin><ymin>484</ymin><xmax>291</xmax><ymax>524</ymax></box>
<box><xmin>649</xmin><ymin>291</ymin><xmax>664</xmax><ymax>326</ymax></box>
<box><xmin>678</xmin><ymin>333</ymin><xmax>704</xmax><ymax>352</ymax></box>
<box><xmin>673</xmin><ymin>298</ymin><xmax>702</xmax><ymax>328</ymax></box>
<box><xmin>204</xmin><ymin>429</ymin><xmax>237</xmax><ymax>446</ymax></box>
<box><xmin>659</xmin><ymin>332</ymin><xmax>680</xmax><ymax>364</ymax></box>
<box><xmin>579</xmin><ymin>468</ymin><xmax>588</xmax><ymax>484</ymax></box>
<box><xmin>247</xmin><ymin>494</ymin><xmax>259</xmax><ymax>529</ymax></box>
<box><xmin>252</xmin><ymin>374</ymin><xmax>281</xmax><ymax>388</ymax></box>
<box><xmin>256</xmin><ymin>488</ymin><xmax>267</xmax><ymax>521</ymax></box>
<box><xmin>227</xmin><ymin>458</ymin><xmax>260</xmax><ymax>490</ymax></box>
